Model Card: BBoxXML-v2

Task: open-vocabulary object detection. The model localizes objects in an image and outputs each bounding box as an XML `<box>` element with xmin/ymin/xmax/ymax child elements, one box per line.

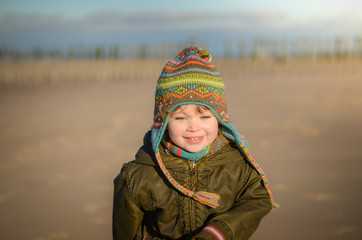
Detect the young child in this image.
<box><xmin>113</xmin><ymin>46</ymin><xmax>278</xmax><ymax>240</ymax></box>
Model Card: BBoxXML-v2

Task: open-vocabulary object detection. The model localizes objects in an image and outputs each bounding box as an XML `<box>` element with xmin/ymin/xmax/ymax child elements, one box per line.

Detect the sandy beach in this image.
<box><xmin>0</xmin><ymin>58</ymin><xmax>361</xmax><ymax>240</ymax></box>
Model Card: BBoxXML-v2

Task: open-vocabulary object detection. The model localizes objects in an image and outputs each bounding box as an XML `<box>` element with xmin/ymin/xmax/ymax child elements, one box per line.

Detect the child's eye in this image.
<box><xmin>175</xmin><ymin>116</ymin><xmax>186</xmax><ymax>120</ymax></box>
<box><xmin>201</xmin><ymin>115</ymin><xmax>212</xmax><ymax>119</ymax></box>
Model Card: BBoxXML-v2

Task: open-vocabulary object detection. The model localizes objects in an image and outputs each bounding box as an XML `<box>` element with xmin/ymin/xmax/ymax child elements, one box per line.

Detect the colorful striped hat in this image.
<box><xmin>151</xmin><ymin>46</ymin><xmax>278</xmax><ymax>208</ymax></box>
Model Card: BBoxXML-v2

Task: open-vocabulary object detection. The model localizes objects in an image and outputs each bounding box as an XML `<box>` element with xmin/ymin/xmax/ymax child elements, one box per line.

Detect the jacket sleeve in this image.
<box><xmin>113</xmin><ymin>163</ymin><xmax>144</xmax><ymax>240</ymax></box>
<box><xmin>193</xmin><ymin>165</ymin><xmax>272</xmax><ymax>240</ymax></box>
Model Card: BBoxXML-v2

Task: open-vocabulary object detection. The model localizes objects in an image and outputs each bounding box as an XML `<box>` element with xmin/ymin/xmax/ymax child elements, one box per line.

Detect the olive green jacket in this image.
<box><xmin>113</xmin><ymin>132</ymin><xmax>272</xmax><ymax>240</ymax></box>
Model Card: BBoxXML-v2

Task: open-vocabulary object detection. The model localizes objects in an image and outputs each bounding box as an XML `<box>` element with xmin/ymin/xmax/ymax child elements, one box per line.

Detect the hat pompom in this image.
<box><xmin>198</xmin><ymin>49</ymin><xmax>212</xmax><ymax>62</ymax></box>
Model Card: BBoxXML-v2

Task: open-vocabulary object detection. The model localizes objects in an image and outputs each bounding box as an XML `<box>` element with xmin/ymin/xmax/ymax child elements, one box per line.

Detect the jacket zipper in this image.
<box><xmin>189</xmin><ymin>161</ymin><xmax>197</xmax><ymax>233</ymax></box>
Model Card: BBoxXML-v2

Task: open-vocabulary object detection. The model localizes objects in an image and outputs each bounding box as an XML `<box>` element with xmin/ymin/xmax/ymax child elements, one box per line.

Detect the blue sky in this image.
<box><xmin>1</xmin><ymin>0</ymin><xmax>361</xmax><ymax>19</ymax></box>
<box><xmin>0</xmin><ymin>0</ymin><xmax>361</xmax><ymax>50</ymax></box>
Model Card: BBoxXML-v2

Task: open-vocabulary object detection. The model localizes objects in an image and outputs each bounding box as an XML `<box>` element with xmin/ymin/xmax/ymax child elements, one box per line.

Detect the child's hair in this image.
<box><xmin>170</xmin><ymin>104</ymin><xmax>213</xmax><ymax>115</ymax></box>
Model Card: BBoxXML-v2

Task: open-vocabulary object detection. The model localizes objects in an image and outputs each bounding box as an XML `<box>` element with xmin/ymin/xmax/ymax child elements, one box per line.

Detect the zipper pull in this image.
<box><xmin>191</xmin><ymin>162</ymin><xmax>196</xmax><ymax>175</ymax></box>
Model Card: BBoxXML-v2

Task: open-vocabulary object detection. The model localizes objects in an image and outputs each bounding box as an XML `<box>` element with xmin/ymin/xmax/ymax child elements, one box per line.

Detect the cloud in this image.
<box><xmin>81</xmin><ymin>10</ymin><xmax>286</xmax><ymax>32</ymax></box>
<box><xmin>286</xmin><ymin>12</ymin><xmax>362</xmax><ymax>37</ymax></box>
<box><xmin>0</xmin><ymin>11</ymin><xmax>361</xmax><ymax>49</ymax></box>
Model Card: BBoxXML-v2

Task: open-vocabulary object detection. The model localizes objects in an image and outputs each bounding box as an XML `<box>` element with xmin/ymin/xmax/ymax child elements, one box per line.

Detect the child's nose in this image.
<box><xmin>186</xmin><ymin>118</ymin><xmax>200</xmax><ymax>131</ymax></box>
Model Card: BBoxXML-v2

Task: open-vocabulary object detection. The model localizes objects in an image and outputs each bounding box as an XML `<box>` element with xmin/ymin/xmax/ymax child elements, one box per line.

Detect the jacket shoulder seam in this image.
<box><xmin>240</xmin><ymin>165</ymin><xmax>253</xmax><ymax>190</ymax></box>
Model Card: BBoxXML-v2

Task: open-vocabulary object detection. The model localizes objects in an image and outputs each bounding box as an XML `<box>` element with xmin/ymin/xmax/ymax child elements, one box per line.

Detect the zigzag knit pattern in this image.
<box><xmin>154</xmin><ymin>49</ymin><xmax>229</xmax><ymax>126</ymax></box>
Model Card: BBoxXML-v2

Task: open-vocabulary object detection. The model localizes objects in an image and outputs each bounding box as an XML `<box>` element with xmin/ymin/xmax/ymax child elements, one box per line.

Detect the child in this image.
<box><xmin>113</xmin><ymin>46</ymin><xmax>278</xmax><ymax>240</ymax></box>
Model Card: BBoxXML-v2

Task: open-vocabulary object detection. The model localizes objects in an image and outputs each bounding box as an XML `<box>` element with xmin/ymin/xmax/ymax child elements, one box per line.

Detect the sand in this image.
<box><xmin>0</xmin><ymin>58</ymin><xmax>361</xmax><ymax>239</ymax></box>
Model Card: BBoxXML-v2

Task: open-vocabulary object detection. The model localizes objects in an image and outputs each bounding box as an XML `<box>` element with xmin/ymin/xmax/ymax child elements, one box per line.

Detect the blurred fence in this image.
<box><xmin>1</xmin><ymin>37</ymin><xmax>362</xmax><ymax>61</ymax></box>
<box><xmin>0</xmin><ymin>57</ymin><xmax>361</xmax><ymax>85</ymax></box>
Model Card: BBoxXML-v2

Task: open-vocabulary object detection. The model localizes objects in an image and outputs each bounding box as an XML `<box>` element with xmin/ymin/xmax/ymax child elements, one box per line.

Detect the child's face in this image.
<box><xmin>168</xmin><ymin>104</ymin><xmax>219</xmax><ymax>153</ymax></box>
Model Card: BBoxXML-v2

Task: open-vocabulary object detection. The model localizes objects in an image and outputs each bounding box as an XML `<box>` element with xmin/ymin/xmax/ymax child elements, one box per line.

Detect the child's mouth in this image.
<box><xmin>184</xmin><ymin>136</ymin><xmax>204</xmax><ymax>143</ymax></box>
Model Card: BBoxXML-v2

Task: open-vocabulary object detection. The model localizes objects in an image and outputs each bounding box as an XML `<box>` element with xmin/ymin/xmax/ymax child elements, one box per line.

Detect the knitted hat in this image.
<box><xmin>151</xmin><ymin>46</ymin><xmax>278</xmax><ymax>208</ymax></box>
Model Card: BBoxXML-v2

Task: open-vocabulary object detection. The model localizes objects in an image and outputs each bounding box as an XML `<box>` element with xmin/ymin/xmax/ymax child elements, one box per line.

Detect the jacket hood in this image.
<box><xmin>134</xmin><ymin>131</ymin><xmax>156</xmax><ymax>166</ymax></box>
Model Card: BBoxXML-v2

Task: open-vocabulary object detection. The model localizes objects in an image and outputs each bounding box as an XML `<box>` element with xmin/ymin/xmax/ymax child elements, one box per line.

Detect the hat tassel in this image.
<box><xmin>192</xmin><ymin>191</ymin><xmax>220</xmax><ymax>208</ymax></box>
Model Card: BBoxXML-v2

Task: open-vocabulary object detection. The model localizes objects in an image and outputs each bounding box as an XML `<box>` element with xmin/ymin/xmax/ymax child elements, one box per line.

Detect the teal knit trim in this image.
<box><xmin>170</xmin><ymin>143</ymin><xmax>207</xmax><ymax>162</ymax></box>
<box><xmin>163</xmin><ymin>137</ymin><xmax>223</xmax><ymax>163</ymax></box>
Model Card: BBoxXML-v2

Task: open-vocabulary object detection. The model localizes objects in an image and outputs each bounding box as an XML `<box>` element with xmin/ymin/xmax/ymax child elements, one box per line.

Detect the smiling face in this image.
<box><xmin>168</xmin><ymin>104</ymin><xmax>219</xmax><ymax>153</ymax></box>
